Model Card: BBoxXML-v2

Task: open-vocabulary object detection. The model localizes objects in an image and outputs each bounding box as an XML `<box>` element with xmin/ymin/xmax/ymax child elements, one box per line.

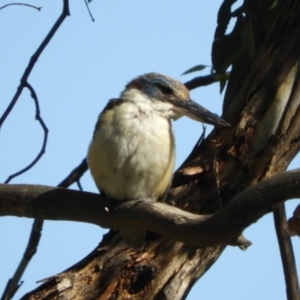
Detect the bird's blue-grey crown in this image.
<box><xmin>124</xmin><ymin>72</ymin><xmax>230</xmax><ymax>127</ymax></box>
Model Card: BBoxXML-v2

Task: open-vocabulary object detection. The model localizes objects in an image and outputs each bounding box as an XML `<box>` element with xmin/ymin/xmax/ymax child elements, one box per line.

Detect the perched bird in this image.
<box><xmin>87</xmin><ymin>72</ymin><xmax>229</xmax><ymax>248</ymax></box>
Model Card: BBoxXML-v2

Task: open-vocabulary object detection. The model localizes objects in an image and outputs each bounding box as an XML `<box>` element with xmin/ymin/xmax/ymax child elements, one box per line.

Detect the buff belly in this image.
<box><xmin>87</xmin><ymin>101</ymin><xmax>175</xmax><ymax>201</ymax></box>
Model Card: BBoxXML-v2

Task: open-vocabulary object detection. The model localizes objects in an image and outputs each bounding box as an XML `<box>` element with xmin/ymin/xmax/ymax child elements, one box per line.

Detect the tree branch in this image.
<box><xmin>4</xmin><ymin>83</ymin><xmax>49</xmax><ymax>183</ymax></box>
<box><xmin>273</xmin><ymin>204</ymin><xmax>300</xmax><ymax>300</ymax></box>
<box><xmin>84</xmin><ymin>0</ymin><xmax>94</xmax><ymax>22</ymax></box>
<box><xmin>184</xmin><ymin>72</ymin><xmax>230</xmax><ymax>90</ymax></box>
<box><xmin>0</xmin><ymin>3</ymin><xmax>42</xmax><ymax>11</ymax></box>
<box><xmin>1</xmin><ymin>3</ymin><xmax>70</xmax><ymax>298</ymax></box>
<box><xmin>57</xmin><ymin>158</ymin><xmax>87</xmax><ymax>188</ymax></box>
<box><xmin>0</xmin><ymin>0</ymin><xmax>70</xmax><ymax>128</ymax></box>
<box><xmin>2</xmin><ymin>169</ymin><xmax>300</xmax><ymax>248</ymax></box>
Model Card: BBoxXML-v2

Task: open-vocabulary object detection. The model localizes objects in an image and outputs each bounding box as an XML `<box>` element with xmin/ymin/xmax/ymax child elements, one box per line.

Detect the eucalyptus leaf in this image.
<box><xmin>182</xmin><ymin>65</ymin><xmax>208</xmax><ymax>75</ymax></box>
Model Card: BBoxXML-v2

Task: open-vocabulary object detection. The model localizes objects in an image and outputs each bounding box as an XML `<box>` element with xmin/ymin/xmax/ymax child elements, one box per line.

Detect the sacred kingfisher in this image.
<box><xmin>87</xmin><ymin>72</ymin><xmax>229</xmax><ymax>248</ymax></box>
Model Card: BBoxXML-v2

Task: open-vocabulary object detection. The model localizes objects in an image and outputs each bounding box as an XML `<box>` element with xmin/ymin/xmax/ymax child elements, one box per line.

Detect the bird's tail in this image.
<box><xmin>122</xmin><ymin>229</ymin><xmax>145</xmax><ymax>248</ymax></box>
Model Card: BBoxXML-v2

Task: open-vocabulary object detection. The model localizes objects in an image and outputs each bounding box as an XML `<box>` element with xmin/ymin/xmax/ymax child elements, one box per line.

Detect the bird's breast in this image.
<box><xmin>87</xmin><ymin>101</ymin><xmax>175</xmax><ymax>201</ymax></box>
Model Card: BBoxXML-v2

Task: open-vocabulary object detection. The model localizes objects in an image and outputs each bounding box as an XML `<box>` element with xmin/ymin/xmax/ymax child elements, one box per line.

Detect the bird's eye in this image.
<box><xmin>156</xmin><ymin>84</ymin><xmax>173</xmax><ymax>95</ymax></box>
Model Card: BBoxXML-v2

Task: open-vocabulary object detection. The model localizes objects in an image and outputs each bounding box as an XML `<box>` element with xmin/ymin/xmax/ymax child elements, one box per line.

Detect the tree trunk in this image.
<box><xmin>22</xmin><ymin>2</ymin><xmax>300</xmax><ymax>299</ymax></box>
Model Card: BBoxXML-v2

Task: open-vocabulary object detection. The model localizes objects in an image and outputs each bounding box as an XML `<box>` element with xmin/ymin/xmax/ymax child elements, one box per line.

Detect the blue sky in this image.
<box><xmin>1</xmin><ymin>1</ymin><xmax>299</xmax><ymax>299</ymax></box>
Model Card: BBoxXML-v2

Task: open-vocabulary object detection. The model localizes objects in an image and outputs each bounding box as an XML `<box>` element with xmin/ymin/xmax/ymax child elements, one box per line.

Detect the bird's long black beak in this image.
<box><xmin>172</xmin><ymin>98</ymin><xmax>230</xmax><ymax>127</ymax></box>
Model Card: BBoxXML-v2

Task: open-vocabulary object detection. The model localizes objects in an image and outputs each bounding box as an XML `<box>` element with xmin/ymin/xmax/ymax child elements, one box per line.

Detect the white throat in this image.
<box><xmin>121</xmin><ymin>88</ymin><xmax>182</xmax><ymax>120</ymax></box>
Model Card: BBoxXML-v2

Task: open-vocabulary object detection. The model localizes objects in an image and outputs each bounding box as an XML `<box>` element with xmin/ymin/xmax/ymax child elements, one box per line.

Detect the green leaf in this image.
<box><xmin>181</xmin><ymin>65</ymin><xmax>208</xmax><ymax>75</ymax></box>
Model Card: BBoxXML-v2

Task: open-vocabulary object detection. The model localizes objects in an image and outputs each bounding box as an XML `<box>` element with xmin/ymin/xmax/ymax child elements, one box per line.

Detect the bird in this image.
<box><xmin>87</xmin><ymin>72</ymin><xmax>229</xmax><ymax>248</ymax></box>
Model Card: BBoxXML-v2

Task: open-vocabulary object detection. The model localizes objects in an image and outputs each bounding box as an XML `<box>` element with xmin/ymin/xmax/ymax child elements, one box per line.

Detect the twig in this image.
<box><xmin>0</xmin><ymin>3</ymin><xmax>42</xmax><ymax>11</ymax></box>
<box><xmin>0</xmin><ymin>0</ymin><xmax>70</xmax><ymax>129</ymax></box>
<box><xmin>273</xmin><ymin>204</ymin><xmax>300</xmax><ymax>300</ymax></box>
<box><xmin>4</xmin><ymin>83</ymin><xmax>48</xmax><ymax>183</ymax></box>
<box><xmin>57</xmin><ymin>158</ymin><xmax>88</xmax><ymax>188</ymax></box>
<box><xmin>76</xmin><ymin>179</ymin><xmax>83</xmax><ymax>191</ymax></box>
<box><xmin>184</xmin><ymin>73</ymin><xmax>230</xmax><ymax>90</ymax></box>
<box><xmin>84</xmin><ymin>0</ymin><xmax>94</xmax><ymax>22</ymax></box>
<box><xmin>1</xmin><ymin>220</ymin><xmax>43</xmax><ymax>300</ymax></box>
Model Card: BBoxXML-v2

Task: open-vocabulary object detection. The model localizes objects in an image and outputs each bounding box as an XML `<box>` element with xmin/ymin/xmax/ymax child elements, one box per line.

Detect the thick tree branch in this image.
<box><xmin>1</xmin><ymin>169</ymin><xmax>300</xmax><ymax>248</ymax></box>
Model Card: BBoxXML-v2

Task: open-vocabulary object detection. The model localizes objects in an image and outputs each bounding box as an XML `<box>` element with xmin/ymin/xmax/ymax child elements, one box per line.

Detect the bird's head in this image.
<box><xmin>122</xmin><ymin>72</ymin><xmax>229</xmax><ymax>127</ymax></box>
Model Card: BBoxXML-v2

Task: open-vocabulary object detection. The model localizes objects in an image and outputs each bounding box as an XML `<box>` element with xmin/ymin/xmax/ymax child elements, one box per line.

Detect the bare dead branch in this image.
<box><xmin>1</xmin><ymin>169</ymin><xmax>300</xmax><ymax>248</ymax></box>
<box><xmin>0</xmin><ymin>220</ymin><xmax>43</xmax><ymax>300</ymax></box>
<box><xmin>76</xmin><ymin>179</ymin><xmax>83</xmax><ymax>191</ymax></box>
<box><xmin>273</xmin><ymin>204</ymin><xmax>300</xmax><ymax>300</ymax></box>
<box><xmin>4</xmin><ymin>83</ymin><xmax>49</xmax><ymax>183</ymax></box>
<box><xmin>0</xmin><ymin>3</ymin><xmax>42</xmax><ymax>11</ymax></box>
<box><xmin>84</xmin><ymin>0</ymin><xmax>95</xmax><ymax>22</ymax></box>
<box><xmin>57</xmin><ymin>158</ymin><xmax>88</xmax><ymax>188</ymax></box>
<box><xmin>0</xmin><ymin>0</ymin><xmax>70</xmax><ymax>128</ymax></box>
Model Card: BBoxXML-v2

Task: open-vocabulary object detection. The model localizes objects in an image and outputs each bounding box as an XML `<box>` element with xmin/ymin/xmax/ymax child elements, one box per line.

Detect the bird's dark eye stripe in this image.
<box><xmin>156</xmin><ymin>83</ymin><xmax>173</xmax><ymax>95</ymax></box>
